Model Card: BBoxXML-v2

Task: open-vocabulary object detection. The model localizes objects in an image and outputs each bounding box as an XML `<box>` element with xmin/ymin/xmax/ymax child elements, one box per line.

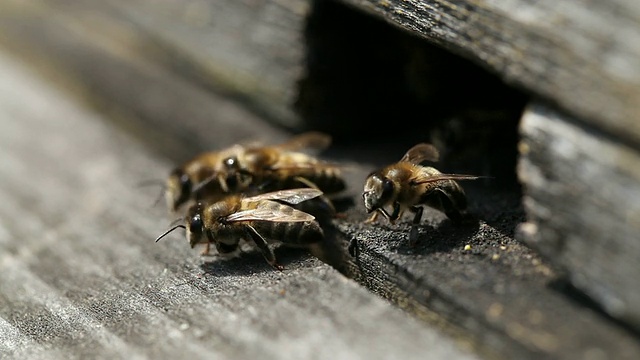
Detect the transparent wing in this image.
<box><xmin>410</xmin><ymin>173</ymin><xmax>484</xmax><ymax>185</ymax></box>
<box><xmin>273</xmin><ymin>131</ymin><xmax>332</xmax><ymax>152</ymax></box>
<box><xmin>225</xmin><ymin>205</ymin><xmax>316</xmax><ymax>223</ymax></box>
<box><xmin>241</xmin><ymin>188</ymin><xmax>323</xmax><ymax>205</ymax></box>
<box><xmin>269</xmin><ymin>162</ymin><xmax>342</xmax><ymax>171</ymax></box>
<box><xmin>400</xmin><ymin>143</ymin><xmax>440</xmax><ymax>164</ymax></box>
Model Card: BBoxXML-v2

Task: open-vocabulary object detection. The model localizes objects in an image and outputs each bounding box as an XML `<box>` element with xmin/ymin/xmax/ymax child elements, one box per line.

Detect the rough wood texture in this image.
<box><xmin>0</xmin><ymin>0</ymin><xmax>309</xmax><ymax>129</ymax></box>
<box><xmin>4</xmin><ymin>41</ymin><xmax>639</xmax><ymax>357</ymax></box>
<box><xmin>0</xmin><ymin>51</ymin><xmax>479</xmax><ymax>360</ymax></box>
<box><xmin>342</xmin><ymin>174</ymin><xmax>640</xmax><ymax>360</ymax></box>
<box><xmin>340</xmin><ymin>0</ymin><xmax>640</xmax><ymax>145</ymax></box>
<box><xmin>337</xmin><ymin>0</ymin><xmax>640</xmax><ymax>335</ymax></box>
<box><xmin>2</xmin><ymin>0</ymin><xmax>640</xmax><ymax>358</ymax></box>
<box><xmin>517</xmin><ymin>102</ymin><xmax>640</xmax><ymax>331</ymax></box>
<box><xmin>104</xmin><ymin>0</ymin><xmax>310</xmax><ymax>127</ymax></box>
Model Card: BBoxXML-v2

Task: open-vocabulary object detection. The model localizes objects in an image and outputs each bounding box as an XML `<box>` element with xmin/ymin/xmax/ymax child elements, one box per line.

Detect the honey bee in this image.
<box><xmin>164</xmin><ymin>132</ymin><xmax>346</xmax><ymax>214</ymax></box>
<box><xmin>155</xmin><ymin>188</ymin><xmax>325</xmax><ymax>270</ymax></box>
<box><xmin>220</xmin><ymin>131</ymin><xmax>346</xmax><ymax>197</ymax></box>
<box><xmin>164</xmin><ymin>144</ymin><xmax>245</xmax><ymax>213</ymax></box>
<box><xmin>362</xmin><ymin>143</ymin><xmax>482</xmax><ymax>246</ymax></box>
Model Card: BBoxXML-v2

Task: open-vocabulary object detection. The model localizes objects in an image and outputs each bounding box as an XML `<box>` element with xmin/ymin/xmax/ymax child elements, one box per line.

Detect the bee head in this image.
<box><xmin>166</xmin><ymin>169</ymin><xmax>192</xmax><ymax>212</ymax></box>
<box><xmin>223</xmin><ymin>155</ymin><xmax>239</xmax><ymax>170</ymax></box>
<box><xmin>186</xmin><ymin>202</ymin><xmax>207</xmax><ymax>248</ymax></box>
<box><xmin>222</xmin><ymin>155</ymin><xmax>255</xmax><ymax>192</ymax></box>
<box><xmin>362</xmin><ymin>173</ymin><xmax>394</xmax><ymax>213</ymax></box>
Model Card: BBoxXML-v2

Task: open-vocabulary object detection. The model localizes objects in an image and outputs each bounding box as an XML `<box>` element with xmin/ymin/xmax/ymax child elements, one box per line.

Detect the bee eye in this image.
<box><xmin>382</xmin><ymin>178</ymin><xmax>394</xmax><ymax>196</ymax></box>
<box><xmin>189</xmin><ymin>214</ymin><xmax>203</xmax><ymax>233</ymax></box>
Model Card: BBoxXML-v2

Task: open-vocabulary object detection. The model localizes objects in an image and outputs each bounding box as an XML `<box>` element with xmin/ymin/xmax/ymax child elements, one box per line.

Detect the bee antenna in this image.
<box><xmin>155</xmin><ymin>224</ymin><xmax>186</xmax><ymax>242</ymax></box>
<box><xmin>192</xmin><ymin>175</ymin><xmax>217</xmax><ymax>193</ymax></box>
<box><xmin>136</xmin><ymin>179</ymin><xmax>165</xmax><ymax>188</ymax></box>
<box><xmin>151</xmin><ymin>187</ymin><xmax>168</xmax><ymax>208</ymax></box>
<box><xmin>136</xmin><ymin>179</ymin><xmax>167</xmax><ymax>209</ymax></box>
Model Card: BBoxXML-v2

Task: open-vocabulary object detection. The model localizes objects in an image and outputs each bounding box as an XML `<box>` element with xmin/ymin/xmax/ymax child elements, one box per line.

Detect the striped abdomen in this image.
<box><xmin>250</xmin><ymin>203</ymin><xmax>324</xmax><ymax>246</ymax></box>
<box><xmin>269</xmin><ymin>166</ymin><xmax>346</xmax><ymax>195</ymax></box>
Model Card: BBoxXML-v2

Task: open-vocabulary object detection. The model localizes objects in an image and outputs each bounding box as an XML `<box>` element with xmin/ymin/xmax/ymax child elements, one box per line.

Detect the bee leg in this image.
<box><xmin>215</xmin><ymin>242</ymin><xmax>241</xmax><ymax>259</ymax></box>
<box><xmin>216</xmin><ymin>174</ymin><xmax>230</xmax><ymax>193</ymax></box>
<box><xmin>200</xmin><ymin>242</ymin><xmax>211</xmax><ymax>256</ymax></box>
<box><xmin>364</xmin><ymin>211</ymin><xmax>379</xmax><ymax>224</ymax></box>
<box><xmin>369</xmin><ymin>203</ymin><xmax>399</xmax><ymax>225</ymax></box>
<box><xmin>387</xmin><ymin>202</ymin><xmax>402</xmax><ymax>225</ymax></box>
<box><xmin>235</xmin><ymin>170</ymin><xmax>255</xmax><ymax>191</ymax></box>
<box><xmin>255</xmin><ymin>178</ymin><xmax>275</xmax><ymax>192</ymax></box>
<box><xmin>245</xmin><ymin>225</ymin><xmax>284</xmax><ymax>270</ymax></box>
<box><xmin>408</xmin><ymin>206</ymin><xmax>424</xmax><ymax>247</ymax></box>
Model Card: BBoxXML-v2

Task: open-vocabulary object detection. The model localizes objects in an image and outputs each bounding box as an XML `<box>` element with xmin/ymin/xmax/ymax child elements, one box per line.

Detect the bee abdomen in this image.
<box><xmin>287</xmin><ymin>168</ymin><xmax>346</xmax><ymax>194</ymax></box>
<box><xmin>254</xmin><ymin>218</ymin><xmax>324</xmax><ymax>246</ymax></box>
<box><xmin>311</xmin><ymin>168</ymin><xmax>346</xmax><ymax>194</ymax></box>
<box><xmin>419</xmin><ymin>181</ymin><xmax>468</xmax><ymax>222</ymax></box>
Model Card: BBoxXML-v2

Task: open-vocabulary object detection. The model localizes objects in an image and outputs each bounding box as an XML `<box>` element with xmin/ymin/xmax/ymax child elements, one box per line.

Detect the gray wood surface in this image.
<box><xmin>0</xmin><ymin>51</ymin><xmax>478</xmax><ymax>360</ymax></box>
<box><xmin>336</xmin><ymin>0</ymin><xmax>640</xmax><ymax>336</ymax></box>
<box><xmin>4</xmin><ymin>0</ymin><xmax>637</xmax><ymax>144</ymax></box>
<box><xmin>518</xmin><ymin>102</ymin><xmax>640</xmax><ymax>330</ymax></box>
<box><xmin>1</xmin><ymin>0</ymin><xmax>640</xmax><ymax>358</ymax></box>
<box><xmin>341</xmin><ymin>0</ymin><xmax>640</xmax><ymax>145</ymax></box>
<box><xmin>0</xmin><ymin>0</ymin><xmax>309</xmax><ymax>129</ymax></box>
<box><xmin>342</xmin><ymin>176</ymin><xmax>640</xmax><ymax>360</ymax></box>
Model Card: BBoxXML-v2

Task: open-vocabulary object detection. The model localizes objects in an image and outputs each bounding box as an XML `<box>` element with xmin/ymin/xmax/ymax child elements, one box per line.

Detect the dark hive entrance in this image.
<box><xmin>295</xmin><ymin>0</ymin><xmax>527</xmax><ymax>190</ymax></box>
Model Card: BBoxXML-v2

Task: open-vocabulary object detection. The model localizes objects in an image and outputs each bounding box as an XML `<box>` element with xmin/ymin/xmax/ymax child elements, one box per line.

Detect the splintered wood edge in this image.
<box><xmin>338</xmin><ymin>0</ymin><xmax>640</xmax><ymax>145</ymax></box>
<box><xmin>518</xmin><ymin>102</ymin><xmax>640</xmax><ymax>331</ymax></box>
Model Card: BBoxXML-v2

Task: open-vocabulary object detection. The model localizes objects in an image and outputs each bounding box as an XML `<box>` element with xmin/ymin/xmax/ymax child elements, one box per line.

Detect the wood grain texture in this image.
<box><xmin>0</xmin><ymin>0</ymin><xmax>309</xmax><ymax>130</ymax></box>
<box><xmin>2</xmin><ymin>0</ymin><xmax>640</xmax><ymax>357</ymax></box>
<box><xmin>517</xmin><ymin>102</ymin><xmax>640</xmax><ymax>331</ymax></box>
<box><xmin>342</xmin><ymin>179</ymin><xmax>640</xmax><ymax>360</ymax></box>
<box><xmin>0</xmin><ymin>51</ymin><xmax>479</xmax><ymax>360</ymax></box>
<box><xmin>339</xmin><ymin>0</ymin><xmax>640</xmax><ymax>146</ymax></box>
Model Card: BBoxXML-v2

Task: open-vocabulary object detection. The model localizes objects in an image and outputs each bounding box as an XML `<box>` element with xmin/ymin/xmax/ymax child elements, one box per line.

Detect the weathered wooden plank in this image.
<box><xmin>342</xmin><ymin>178</ymin><xmax>640</xmax><ymax>360</ymax></box>
<box><xmin>2</xmin><ymin>1</ymin><xmax>640</xmax><ymax>358</ymax></box>
<box><xmin>319</xmin><ymin>0</ymin><xmax>640</xmax><ymax>335</ymax></box>
<box><xmin>0</xmin><ymin>0</ymin><xmax>295</xmax><ymax>165</ymax></box>
<box><xmin>517</xmin><ymin>102</ymin><xmax>640</xmax><ymax>331</ymax></box>
<box><xmin>339</xmin><ymin>0</ymin><xmax>640</xmax><ymax>146</ymax></box>
<box><xmin>0</xmin><ymin>0</ymin><xmax>309</xmax><ymax>129</ymax></box>
<box><xmin>3</xmin><ymin>0</ymin><xmax>637</xmax><ymax>150</ymax></box>
<box><xmin>105</xmin><ymin>0</ymin><xmax>311</xmax><ymax>128</ymax></box>
<box><xmin>0</xmin><ymin>0</ymin><xmax>528</xmax><ymax>147</ymax></box>
<box><xmin>0</xmin><ymin>51</ymin><xmax>479</xmax><ymax>360</ymax></box>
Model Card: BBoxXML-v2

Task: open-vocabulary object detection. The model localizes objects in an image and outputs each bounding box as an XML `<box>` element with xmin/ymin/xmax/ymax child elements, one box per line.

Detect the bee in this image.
<box><xmin>164</xmin><ymin>132</ymin><xmax>346</xmax><ymax>214</ymax></box>
<box><xmin>164</xmin><ymin>144</ymin><xmax>245</xmax><ymax>213</ymax></box>
<box><xmin>155</xmin><ymin>188</ymin><xmax>325</xmax><ymax>270</ymax></box>
<box><xmin>362</xmin><ymin>143</ymin><xmax>482</xmax><ymax>247</ymax></box>
<box><xmin>220</xmin><ymin>131</ymin><xmax>346</xmax><ymax>198</ymax></box>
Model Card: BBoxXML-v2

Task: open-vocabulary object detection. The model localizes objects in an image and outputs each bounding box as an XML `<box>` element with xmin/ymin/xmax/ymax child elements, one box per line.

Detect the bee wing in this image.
<box><xmin>236</xmin><ymin>140</ymin><xmax>264</xmax><ymax>149</ymax></box>
<box><xmin>199</xmin><ymin>143</ymin><xmax>246</xmax><ymax>161</ymax></box>
<box><xmin>269</xmin><ymin>162</ymin><xmax>342</xmax><ymax>171</ymax></box>
<box><xmin>400</xmin><ymin>143</ymin><xmax>440</xmax><ymax>164</ymax></box>
<box><xmin>225</xmin><ymin>205</ymin><xmax>316</xmax><ymax>223</ymax></box>
<box><xmin>410</xmin><ymin>173</ymin><xmax>484</xmax><ymax>185</ymax></box>
<box><xmin>242</xmin><ymin>188</ymin><xmax>324</xmax><ymax>205</ymax></box>
<box><xmin>274</xmin><ymin>131</ymin><xmax>332</xmax><ymax>152</ymax></box>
